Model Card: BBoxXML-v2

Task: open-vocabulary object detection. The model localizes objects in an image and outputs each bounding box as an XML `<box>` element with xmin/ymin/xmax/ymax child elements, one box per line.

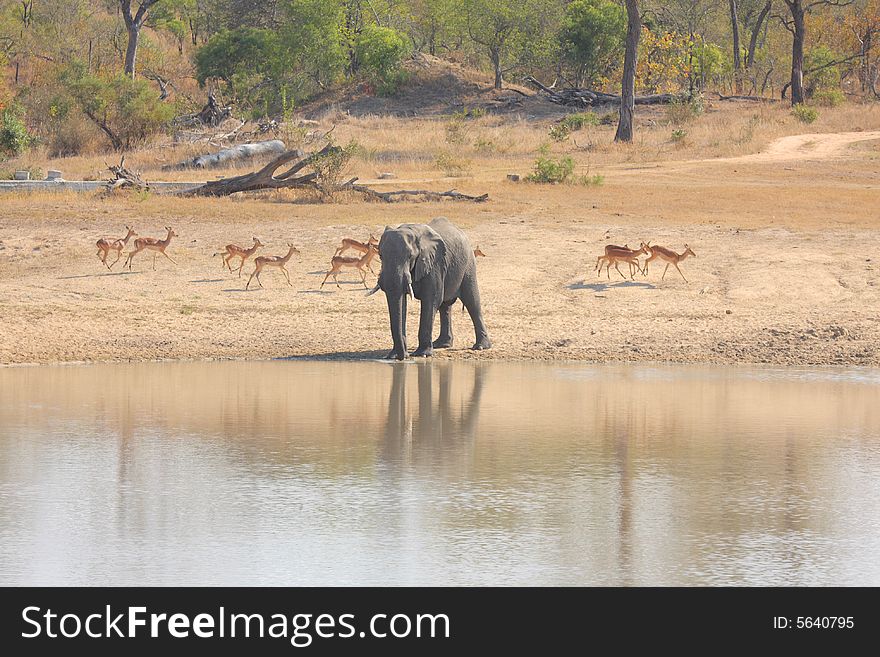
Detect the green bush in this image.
<box><xmin>671</xmin><ymin>128</ymin><xmax>687</xmax><ymax>143</ymax></box>
<box><xmin>66</xmin><ymin>72</ymin><xmax>175</xmax><ymax>150</ymax></box>
<box><xmin>812</xmin><ymin>89</ymin><xmax>845</xmax><ymax>107</ymax></box>
<box><xmin>0</xmin><ymin>107</ymin><xmax>35</xmax><ymax>158</ymax></box>
<box><xmin>550</xmin><ymin>112</ymin><xmax>600</xmax><ymax>142</ymax></box>
<box><xmin>528</xmin><ymin>152</ymin><xmax>576</xmax><ymax>184</ymax></box>
<box><xmin>578</xmin><ymin>174</ymin><xmax>604</xmax><ymax>186</ymax></box>
<box><xmin>791</xmin><ymin>104</ymin><xmax>819</xmax><ymax>123</ymax></box>
<box><xmin>356</xmin><ymin>25</ymin><xmax>410</xmax><ymax>96</ymax></box>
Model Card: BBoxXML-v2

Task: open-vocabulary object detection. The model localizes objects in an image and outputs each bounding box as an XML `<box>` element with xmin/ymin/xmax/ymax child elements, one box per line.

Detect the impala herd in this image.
<box><xmin>95</xmin><ymin>225</ymin><xmax>695</xmax><ymax>288</ymax></box>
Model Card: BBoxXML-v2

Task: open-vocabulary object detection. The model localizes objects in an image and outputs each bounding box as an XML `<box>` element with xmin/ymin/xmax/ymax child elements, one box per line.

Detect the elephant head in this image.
<box><xmin>368</xmin><ymin>224</ymin><xmax>446</xmax><ymax>360</ymax></box>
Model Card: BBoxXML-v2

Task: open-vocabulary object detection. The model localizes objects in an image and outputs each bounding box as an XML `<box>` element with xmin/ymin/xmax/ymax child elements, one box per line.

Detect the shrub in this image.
<box><xmin>579</xmin><ymin>174</ymin><xmax>604</xmax><ymax>186</ymax></box>
<box><xmin>66</xmin><ymin>72</ymin><xmax>175</xmax><ymax>150</ymax></box>
<box><xmin>550</xmin><ymin>112</ymin><xmax>600</xmax><ymax>142</ymax></box>
<box><xmin>599</xmin><ymin>112</ymin><xmax>616</xmax><ymax>125</ymax></box>
<box><xmin>356</xmin><ymin>25</ymin><xmax>410</xmax><ymax>96</ymax></box>
<box><xmin>665</xmin><ymin>95</ymin><xmax>704</xmax><ymax>125</ymax></box>
<box><xmin>528</xmin><ymin>151</ymin><xmax>576</xmax><ymax>184</ymax></box>
<box><xmin>312</xmin><ymin>139</ymin><xmax>359</xmax><ymax>195</ymax></box>
<box><xmin>435</xmin><ymin>149</ymin><xmax>472</xmax><ymax>177</ymax></box>
<box><xmin>0</xmin><ymin>107</ymin><xmax>35</xmax><ymax>158</ymax></box>
<box><xmin>445</xmin><ymin>117</ymin><xmax>470</xmax><ymax>144</ymax></box>
<box><xmin>812</xmin><ymin>89</ymin><xmax>845</xmax><ymax>107</ymax></box>
<box><xmin>791</xmin><ymin>104</ymin><xmax>819</xmax><ymax>123</ymax></box>
<box><xmin>549</xmin><ymin>123</ymin><xmax>571</xmax><ymax>142</ymax></box>
<box><xmin>561</xmin><ymin>112</ymin><xmax>600</xmax><ymax>131</ymax></box>
<box><xmin>671</xmin><ymin>128</ymin><xmax>687</xmax><ymax>143</ymax></box>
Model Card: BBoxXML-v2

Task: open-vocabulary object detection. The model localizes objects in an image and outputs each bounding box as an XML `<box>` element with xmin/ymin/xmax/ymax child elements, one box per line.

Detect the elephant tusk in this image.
<box><xmin>365</xmin><ymin>284</ymin><xmax>381</xmax><ymax>296</ymax></box>
<box><xmin>407</xmin><ymin>283</ymin><xmax>415</xmax><ymax>299</ymax></box>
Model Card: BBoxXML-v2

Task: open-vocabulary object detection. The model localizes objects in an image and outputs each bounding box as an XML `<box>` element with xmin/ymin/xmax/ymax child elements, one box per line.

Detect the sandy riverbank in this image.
<box><xmin>1</xmin><ymin>128</ymin><xmax>879</xmax><ymax>367</ymax></box>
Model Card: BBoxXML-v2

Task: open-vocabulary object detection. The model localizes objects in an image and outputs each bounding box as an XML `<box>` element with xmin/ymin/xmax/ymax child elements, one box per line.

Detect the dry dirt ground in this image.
<box><xmin>1</xmin><ymin>124</ymin><xmax>879</xmax><ymax>367</ymax></box>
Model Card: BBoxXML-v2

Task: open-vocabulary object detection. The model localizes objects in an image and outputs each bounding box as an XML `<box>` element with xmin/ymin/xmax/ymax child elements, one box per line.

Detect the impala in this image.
<box><xmin>596</xmin><ymin>242</ymin><xmax>650</xmax><ymax>279</ymax></box>
<box><xmin>96</xmin><ymin>226</ymin><xmax>136</xmax><ymax>269</ymax></box>
<box><xmin>334</xmin><ymin>235</ymin><xmax>380</xmax><ymax>273</ymax></box>
<box><xmin>246</xmin><ymin>244</ymin><xmax>300</xmax><ymax>289</ymax></box>
<box><xmin>643</xmin><ymin>244</ymin><xmax>696</xmax><ymax>282</ymax></box>
<box><xmin>124</xmin><ymin>227</ymin><xmax>178</xmax><ymax>271</ymax></box>
<box><xmin>321</xmin><ymin>244</ymin><xmax>379</xmax><ymax>289</ymax></box>
<box><xmin>214</xmin><ymin>236</ymin><xmax>263</xmax><ymax>277</ymax></box>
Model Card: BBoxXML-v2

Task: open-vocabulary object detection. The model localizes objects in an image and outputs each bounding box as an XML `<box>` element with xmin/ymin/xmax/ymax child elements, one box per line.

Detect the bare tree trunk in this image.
<box><xmin>729</xmin><ymin>0</ymin><xmax>743</xmax><ymax>94</ymax></box>
<box><xmin>747</xmin><ymin>1</ymin><xmax>772</xmax><ymax>68</ymax></box>
<box><xmin>123</xmin><ymin>25</ymin><xmax>139</xmax><ymax>76</ymax></box>
<box><xmin>490</xmin><ymin>46</ymin><xmax>503</xmax><ymax>90</ymax></box>
<box><xmin>120</xmin><ymin>0</ymin><xmax>160</xmax><ymax>78</ymax></box>
<box><xmin>786</xmin><ymin>0</ymin><xmax>807</xmax><ymax>105</ymax></box>
<box><xmin>615</xmin><ymin>0</ymin><xmax>641</xmax><ymax>143</ymax></box>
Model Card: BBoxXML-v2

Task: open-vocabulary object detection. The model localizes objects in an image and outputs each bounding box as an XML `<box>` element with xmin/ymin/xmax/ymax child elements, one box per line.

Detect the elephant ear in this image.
<box><xmin>413</xmin><ymin>227</ymin><xmax>445</xmax><ymax>282</ymax></box>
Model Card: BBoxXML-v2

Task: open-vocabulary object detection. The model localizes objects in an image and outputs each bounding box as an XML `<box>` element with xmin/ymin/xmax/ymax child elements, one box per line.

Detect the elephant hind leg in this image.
<box><xmin>433</xmin><ymin>300</ymin><xmax>455</xmax><ymax>349</ymax></box>
<box><xmin>459</xmin><ymin>277</ymin><xmax>491</xmax><ymax>351</ymax></box>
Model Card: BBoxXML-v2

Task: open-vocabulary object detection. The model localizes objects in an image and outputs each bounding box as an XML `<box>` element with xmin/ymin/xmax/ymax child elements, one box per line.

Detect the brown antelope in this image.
<box><xmin>214</xmin><ymin>236</ymin><xmax>263</xmax><ymax>277</ymax></box>
<box><xmin>596</xmin><ymin>242</ymin><xmax>650</xmax><ymax>279</ymax></box>
<box><xmin>474</xmin><ymin>246</ymin><xmax>487</xmax><ymax>257</ymax></box>
<box><xmin>643</xmin><ymin>244</ymin><xmax>696</xmax><ymax>282</ymax></box>
<box><xmin>96</xmin><ymin>226</ymin><xmax>136</xmax><ymax>269</ymax></box>
<box><xmin>334</xmin><ymin>234</ymin><xmax>379</xmax><ymax>263</ymax></box>
<box><xmin>124</xmin><ymin>227</ymin><xmax>178</xmax><ymax>271</ymax></box>
<box><xmin>246</xmin><ymin>244</ymin><xmax>300</xmax><ymax>289</ymax></box>
<box><xmin>321</xmin><ymin>244</ymin><xmax>379</xmax><ymax>289</ymax></box>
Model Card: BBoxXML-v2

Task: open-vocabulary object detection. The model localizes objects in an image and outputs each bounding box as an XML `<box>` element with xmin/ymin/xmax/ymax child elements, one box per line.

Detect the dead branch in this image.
<box><xmin>524</xmin><ymin>75</ymin><xmax>683</xmax><ymax>107</ymax></box>
<box><xmin>104</xmin><ymin>156</ymin><xmax>148</xmax><ymax>193</ymax></box>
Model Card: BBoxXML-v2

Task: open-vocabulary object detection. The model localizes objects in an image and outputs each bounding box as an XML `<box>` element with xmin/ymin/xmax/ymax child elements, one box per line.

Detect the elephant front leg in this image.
<box><xmin>433</xmin><ymin>301</ymin><xmax>455</xmax><ymax>349</ymax></box>
<box><xmin>412</xmin><ymin>296</ymin><xmax>439</xmax><ymax>357</ymax></box>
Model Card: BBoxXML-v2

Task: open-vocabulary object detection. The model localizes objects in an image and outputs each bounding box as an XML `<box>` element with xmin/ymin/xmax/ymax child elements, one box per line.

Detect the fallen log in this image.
<box><xmin>181</xmin><ymin>145</ymin><xmax>489</xmax><ymax>202</ymax></box>
<box><xmin>524</xmin><ymin>76</ymin><xmax>682</xmax><ymax>106</ymax></box>
<box><xmin>182</xmin><ymin>145</ymin><xmax>334</xmax><ymax>197</ymax></box>
<box><xmin>344</xmin><ymin>179</ymin><xmax>489</xmax><ymax>203</ymax></box>
<box><xmin>162</xmin><ymin>140</ymin><xmax>286</xmax><ymax>171</ymax></box>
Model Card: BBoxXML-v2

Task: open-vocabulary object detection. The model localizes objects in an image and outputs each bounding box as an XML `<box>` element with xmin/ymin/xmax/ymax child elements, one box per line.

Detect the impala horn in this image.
<box><xmin>366</xmin><ymin>283</ymin><xmax>381</xmax><ymax>296</ymax></box>
<box><xmin>407</xmin><ymin>283</ymin><xmax>415</xmax><ymax>299</ymax></box>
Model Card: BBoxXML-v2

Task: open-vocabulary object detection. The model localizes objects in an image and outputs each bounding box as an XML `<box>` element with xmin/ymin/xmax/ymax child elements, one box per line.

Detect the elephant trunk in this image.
<box><xmin>387</xmin><ymin>292</ymin><xmax>408</xmax><ymax>360</ymax></box>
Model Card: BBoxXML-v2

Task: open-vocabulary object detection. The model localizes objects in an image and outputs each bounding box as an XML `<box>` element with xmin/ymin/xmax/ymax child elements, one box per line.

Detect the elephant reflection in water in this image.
<box><xmin>381</xmin><ymin>362</ymin><xmax>486</xmax><ymax>467</ymax></box>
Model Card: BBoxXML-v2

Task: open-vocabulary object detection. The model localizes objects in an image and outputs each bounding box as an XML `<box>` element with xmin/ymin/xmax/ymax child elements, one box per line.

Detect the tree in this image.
<box><xmin>120</xmin><ymin>0</ymin><xmax>163</xmax><ymax>77</ymax></box>
<box><xmin>559</xmin><ymin>0</ymin><xmax>627</xmax><ymax>87</ymax></box>
<box><xmin>616</xmin><ymin>0</ymin><xmax>641</xmax><ymax>142</ymax></box>
<box><xmin>355</xmin><ymin>24</ymin><xmax>410</xmax><ymax>94</ymax></box>
<box><xmin>68</xmin><ymin>71</ymin><xmax>174</xmax><ymax>150</ymax></box>
<box><xmin>729</xmin><ymin>0</ymin><xmax>743</xmax><ymax>92</ymax></box>
<box><xmin>781</xmin><ymin>0</ymin><xmax>853</xmax><ymax>105</ymax></box>
<box><xmin>463</xmin><ymin>0</ymin><xmax>555</xmax><ymax>89</ymax></box>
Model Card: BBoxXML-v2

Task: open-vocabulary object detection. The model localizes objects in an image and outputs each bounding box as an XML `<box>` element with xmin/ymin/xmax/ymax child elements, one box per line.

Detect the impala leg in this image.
<box><xmin>246</xmin><ymin>270</ymin><xmax>256</xmax><ymax>290</ymax></box>
<box><xmin>282</xmin><ymin>266</ymin><xmax>292</xmax><ymax>286</ymax></box>
<box><xmin>320</xmin><ymin>270</ymin><xmax>332</xmax><ymax>288</ymax></box>
<box><xmin>152</xmin><ymin>253</ymin><xmax>157</xmax><ymax>270</ymax></box>
<box><xmin>334</xmin><ymin>272</ymin><xmax>341</xmax><ymax>289</ymax></box>
<box><xmin>674</xmin><ymin>262</ymin><xmax>688</xmax><ymax>283</ymax></box>
<box><xmin>614</xmin><ymin>262</ymin><xmax>627</xmax><ymax>280</ymax></box>
<box><xmin>109</xmin><ymin>250</ymin><xmax>122</xmax><ymax>269</ymax></box>
<box><xmin>360</xmin><ymin>268</ymin><xmax>368</xmax><ymax>288</ymax></box>
<box><xmin>662</xmin><ymin>263</ymin><xmax>670</xmax><ymax>280</ymax></box>
<box><xmin>163</xmin><ymin>251</ymin><xmax>177</xmax><ymax>265</ymax></box>
<box><xmin>237</xmin><ymin>258</ymin><xmax>246</xmax><ymax>277</ymax></box>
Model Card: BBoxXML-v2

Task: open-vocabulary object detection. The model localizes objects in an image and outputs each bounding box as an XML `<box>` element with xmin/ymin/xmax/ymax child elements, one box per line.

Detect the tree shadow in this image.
<box><xmin>568</xmin><ymin>280</ymin><xmax>656</xmax><ymax>292</ymax></box>
<box><xmin>57</xmin><ymin>271</ymin><xmax>142</xmax><ymax>280</ymax></box>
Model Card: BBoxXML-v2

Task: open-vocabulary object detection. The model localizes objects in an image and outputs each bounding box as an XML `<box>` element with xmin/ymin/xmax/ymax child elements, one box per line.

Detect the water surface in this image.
<box><xmin>1</xmin><ymin>361</ymin><xmax>878</xmax><ymax>586</ymax></box>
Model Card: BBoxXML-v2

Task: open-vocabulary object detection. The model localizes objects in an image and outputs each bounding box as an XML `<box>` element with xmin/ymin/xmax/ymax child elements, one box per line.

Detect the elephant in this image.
<box><xmin>367</xmin><ymin>217</ymin><xmax>491</xmax><ymax>360</ymax></box>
